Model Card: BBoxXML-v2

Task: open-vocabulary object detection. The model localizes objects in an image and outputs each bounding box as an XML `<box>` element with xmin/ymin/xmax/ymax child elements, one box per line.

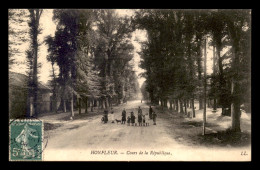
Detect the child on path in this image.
<box><xmin>145</xmin><ymin>113</ymin><xmax>149</xmax><ymax>126</ymax></box>
<box><xmin>127</xmin><ymin>115</ymin><xmax>131</xmax><ymax>126</ymax></box>
<box><xmin>142</xmin><ymin>114</ymin><xmax>146</xmax><ymax>126</ymax></box>
<box><xmin>130</xmin><ymin>112</ymin><xmax>136</xmax><ymax>126</ymax></box>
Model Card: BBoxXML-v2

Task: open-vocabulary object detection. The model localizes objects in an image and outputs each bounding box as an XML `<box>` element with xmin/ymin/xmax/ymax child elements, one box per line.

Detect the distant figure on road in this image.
<box><xmin>141</xmin><ymin>100</ymin><xmax>142</xmax><ymax>103</ymax></box>
<box><xmin>152</xmin><ymin>111</ymin><xmax>157</xmax><ymax>125</ymax></box>
<box><xmin>138</xmin><ymin>106</ymin><xmax>143</xmax><ymax>116</ymax></box>
<box><xmin>130</xmin><ymin>111</ymin><xmax>136</xmax><ymax>126</ymax></box>
<box><xmin>142</xmin><ymin>114</ymin><xmax>146</xmax><ymax>126</ymax></box>
<box><xmin>122</xmin><ymin>108</ymin><xmax>126</xmax><ymax>124</ymax></box>
<box><xmin>145</xmin><ymin>113</ymin><xmax>149</xmax><ymax>126</ymax></box>
<box><xmin>149</xmin><ymin>106</ymin><xmax>153</xmax><ymax>119</ymax></box>
<box><xmin>138</xmin><ymin>111</ymin><xmax>142</xmax><ymax>126</ymax></box>
<box><xmin>103</xmin><ymin>108</ymin><xmax>108</xmax><ymax>123</ymax></box>
<box><xmin>127</xmin><ymin>115</ymin><xmax>131</xmax><ymax>126</ymax></box>
<box><xmin>111</xmin><ymin>107</ymin><xmax>114</xmax><ymax>123</ymax></box>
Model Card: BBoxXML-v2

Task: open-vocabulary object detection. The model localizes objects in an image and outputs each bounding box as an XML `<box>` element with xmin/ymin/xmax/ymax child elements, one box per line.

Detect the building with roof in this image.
<box><xmin>9</xmin><ymin>71</ymin><xmax>52</xmax><ymax>118</ymax></box>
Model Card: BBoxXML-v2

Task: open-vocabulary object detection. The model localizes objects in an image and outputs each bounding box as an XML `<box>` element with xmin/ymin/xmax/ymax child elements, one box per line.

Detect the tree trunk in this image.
<box><xmin>203</xmin><ymin>37</ymin><xmax>207</xmax><ymax>135</ymax></box>
<box><xmin>179</xmin><ymin>99</ymin><xmax>184</xmax><ymax>113</ymax></box>
<box><xmin>186</xmin><ymin>99</ymin><xmax>189</xmax><ymax>108</ymax></box>
<box><xmin>29</xmin><ymin>97</ymin><xmax>33</xmax><ymax>117</ymax></box>
<box><xmin>105</xmin><ymin>97</ymin><xmax>108</xmax><ymax>109</ymax></box>
<box><xmin>191</xmin><ymin>98</ymin><xmax>196</xmax><ymax>118</ymax></box>
<box><xmin>207</xmin><ymin>99</ymin><xmax>210</xmax><ymax>108</ymax></box>
<box><xmin>175</xmin><ymin>99</ymin><xmax>179</xmax><ymax>112</ymax></box>
<box><xmin>79</xmin><ymin>98</ymin><xmax>81</xmax><ymax>114</ymax></box>
<box><xmin>71</xmin><ymin>97</ymin><xmax>74</xmax><ymax>117</ymax></box>
<box><xmin>164</xmin><ymin>99</ymin><xmax>167</xmax><ymax>108</ymax></box>
<box><xmin>197</xmin><ymin>40</ymin><xmax>203</xmax><ymax>112</ymax></box>
<box><xmin>213</xmin><ymin>98</ymin><xmax>217</xmax><ymax>111</ymax></box>
<box><xmin>231</xmin><ymin>80</ymin><xmax>241</xmax><ymax>132</ymax></box>
<box><xmin>31</xmin><ymin>10</ymin><xmax>42</xmax><ymax>117</ymax></box>
<box><xmin>109</xmin><ymin>98</ymin><xmax>112</xmax><ymax>107</ymax></box>
<box><xmin>199</xmin><ymin>97</ymin><xmax>203</xmax><ymax>110</ymax></box>
<box><xmin>101</xmin><ymin>99</ymin><xmax>104</xmax><ymax>109</ymax></box>
<box><xmin>91</xmin><ymin>99</ymin><xmax>94</xmax><ymax>112</ymax></box>
<box><xmin>230</xmin><ymin>39</ymin><xmax>241</xmax><ymax>132</ymax></box>
<box><xmin>52</xmin><ymin>96</ymin><xmax>57</xmax><ymax>113</ymax></box>
<box><xmin>50</xmin><ymin>63</ymin><xmax>58</xmax><ymax>113</ymax></box>
<box><xmin>87</xmin><ymin>100</ymin><xmax>90</xmax><ymax>108</ymax></box>
<box><xmin>63</xmin><ymin>99</ymin><xmax>66</xmax><ymax>113</ymax></box>
<box><xmin>94</xmin><ymin>99</ymin><xmax>97</xmax><ymax>107</ymax></box>
<box><xmin>184</xmin><ymin>100</ymin><xmax>187</xmax><ymax>115</ymax></box>
<box><xmin>221</xmin><ymin>107</ymin><xmax>225</xmax><ymax>116</ymax></box>
<box><xmin>85</xmin><ymin>97</ymin><xmax>88</xmax><ymax>114</ymax></box>
<box><xmin>216</xmin><ymin>42</ymin><xmax>226</xmax><ymax>116</ymax></box>
<box><xmin>170</xmin><ymin>100</ymin><xmax>173</xmax><ymax>110</ymax></box>
<box><xmin>97</xmin><ymin>100</ymin><xmax>100</xmax><ymax>108</ymax></box>
<box><xmin>212</xmin><ymin>45</ymin><xmax>217</xmax><ymax>112</ymax></box>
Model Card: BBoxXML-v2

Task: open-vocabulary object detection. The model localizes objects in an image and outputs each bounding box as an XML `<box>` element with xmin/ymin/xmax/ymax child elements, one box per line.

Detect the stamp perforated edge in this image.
<box><xmin>9</xmin><ymin>119</ymin><xmax>44</xmax><ymax>161</ymax></box>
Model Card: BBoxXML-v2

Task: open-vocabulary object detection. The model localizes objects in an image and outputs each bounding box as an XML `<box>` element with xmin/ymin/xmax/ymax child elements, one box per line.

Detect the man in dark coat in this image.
<box><xmin>122</xmin><ymin>108</ymin><xmax>126</xmax><ymax>124</ymax></box>
<box><xmin>138</xmin><ymin>106</ymin><xmax>142</xmax><ymax>115</ymax></box>
<box><xmin>130</xmin><ymin>111</ymin><xmax>136</xmax><ymax>126</ymax></box>
<box><xmin>104</xmin><ymin>108</ymin><xmax>108</xmax><ymax>123</ymax></box>
<box><xmin>138</xmin><ymin>112</ymin><xmax>142</xmax><ymax>126</ymax></box>
<box><xmin>152</xmin><ymin>111</ymin><xmax>157</xmax><ymax>125</ymax></box>
<box><xmin>149</xmin><ymin>106</ymin><xmax>153</xmax><ymax>119</ymax></box>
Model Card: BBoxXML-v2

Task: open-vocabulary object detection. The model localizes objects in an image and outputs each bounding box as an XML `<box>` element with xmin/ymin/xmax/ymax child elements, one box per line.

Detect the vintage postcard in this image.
<box><xmin>8</xmin><ymin>9</ymin><xmax>251</xmax><ymax>161</ymax></box>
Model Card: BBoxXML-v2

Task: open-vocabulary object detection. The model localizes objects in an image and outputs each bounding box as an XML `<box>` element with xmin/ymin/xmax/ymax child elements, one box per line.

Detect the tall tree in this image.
<box><xmin>27</xmin><ymin>9</ymin><xmax>43</xmax><ymax>117</ymax></box>
<box><xmin>223</xmin><ymin>9</ymin><xmax>251</xmax><ymax>132</ymax></box>
<box><xmin>93</xmin><ymin>9</ymin><xmax>135</xmax><ymax>107</ymax></box>
<box><xmin>208</xmin><ymin>10</ymin><xmax>230</xmax><ymax>115</ymax></box>
<box><xmin>44</xmin><ymin>35</ymin><xmax>59</xmax><ymax>113</ymax></box>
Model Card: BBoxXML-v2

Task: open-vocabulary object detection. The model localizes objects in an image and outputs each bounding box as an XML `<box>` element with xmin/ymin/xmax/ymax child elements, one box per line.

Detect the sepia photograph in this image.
<box><xmin>8</xmin><ymin>9</ymin><xmax>251</xmax><ymax>161</ymax></box>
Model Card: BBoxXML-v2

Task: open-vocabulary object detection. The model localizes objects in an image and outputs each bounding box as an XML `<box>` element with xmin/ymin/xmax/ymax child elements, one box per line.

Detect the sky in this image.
<box><xmin>10</xmin><ymin>9</ymin><xmax>146</xmax><ymax>87</ymax></box>
<box><xmin>10</xmin><ymin>9</ymin><xmax>57</xmax><ymax>85</ymax></box>
<box><xmin>10</xmin><ymin>9</ymin><xmax>222</xmax><ymax>88</ymax></box>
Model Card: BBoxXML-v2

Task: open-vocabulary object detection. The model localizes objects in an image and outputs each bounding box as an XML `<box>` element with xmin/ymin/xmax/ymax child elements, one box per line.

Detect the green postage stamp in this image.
<box><xmin>9</xmin><ymin>119</ymin><xmax>43</xmax><ymax>161</ymax></box>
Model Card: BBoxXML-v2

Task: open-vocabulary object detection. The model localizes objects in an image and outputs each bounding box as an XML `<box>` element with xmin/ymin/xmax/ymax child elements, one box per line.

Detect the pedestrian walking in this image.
<box><xmin>142</xmin><ymin>114</ymin><xmax>146</xmax><ymax>126</ymax></box>
<box><xmin>152</xmin><ymin>111</ymin><xmax>157</xmax><ymax>125</ymax></box>
<box><xmin>145</xmin><ymin>113</ymin><xmax>149</xmax><ymax>126</ymax></box>
<box><xmin>138</xmin><ymin>112</ymin><xmax>142</xmax><ymax>126</ymax></box>
<box><xmin>127</xmin><ymin>115</ymin><xmax>131</xmax><ymax>126</ymax></box>
<box><xmin>103</xmin><ymin>108</ymin><xmax>108</xmax><ymax>123</ymax></box>
<box><xmin>130</xmin><ymin>111</ymin><xmax>136</xmax><ymax>126</ymax></box>
<box><xmin>122</xmin><ymin>108</ymin><xmax>126</xmax><ymax>124</ymax></box>
<box><xmin>138</xmin><ymin>106</ymin><xmax>143</xmax><ymax>115</ymax></box>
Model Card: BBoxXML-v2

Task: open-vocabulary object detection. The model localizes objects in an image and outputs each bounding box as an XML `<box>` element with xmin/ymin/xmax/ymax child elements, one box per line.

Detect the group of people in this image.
<box><xmin>102</xmin><ymin>106</ymin><xmax>157</xmax><ymax>126</ymax></box>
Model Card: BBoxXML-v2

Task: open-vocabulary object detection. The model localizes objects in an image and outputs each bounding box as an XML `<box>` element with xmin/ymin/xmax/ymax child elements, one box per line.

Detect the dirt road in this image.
<box><xmin>42</xmin><ymin>100</ymin><xmax>251</xmax><ymax>161</ymax></box>
<box><xmin>42</xmin><ymin>100</ymin><xmax>184</xmax><ymax>160</ymax></box>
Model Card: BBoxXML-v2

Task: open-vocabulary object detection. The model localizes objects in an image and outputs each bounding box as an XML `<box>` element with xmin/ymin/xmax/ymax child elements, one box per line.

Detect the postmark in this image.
<box><xmin>9</xmin><ymin>118</ymin><xmax>45</xmax><ymax>161</ymax></box>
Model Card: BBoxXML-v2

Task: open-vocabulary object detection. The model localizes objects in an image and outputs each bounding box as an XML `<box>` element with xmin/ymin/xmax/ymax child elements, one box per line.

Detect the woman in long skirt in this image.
<box><xmin>122</xmin><ymin>108</ymin><xmax>126</xmax><ymax>124</ymax></box>
<box><xmin>152</xmin><ymin>111</ymin><xmax>157</xmax><ymax>125</ymax></box>
<box><xmin>131</xmin><ymin>111</ymin><xmax>136</xmax><ymax>126</ymax></box>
